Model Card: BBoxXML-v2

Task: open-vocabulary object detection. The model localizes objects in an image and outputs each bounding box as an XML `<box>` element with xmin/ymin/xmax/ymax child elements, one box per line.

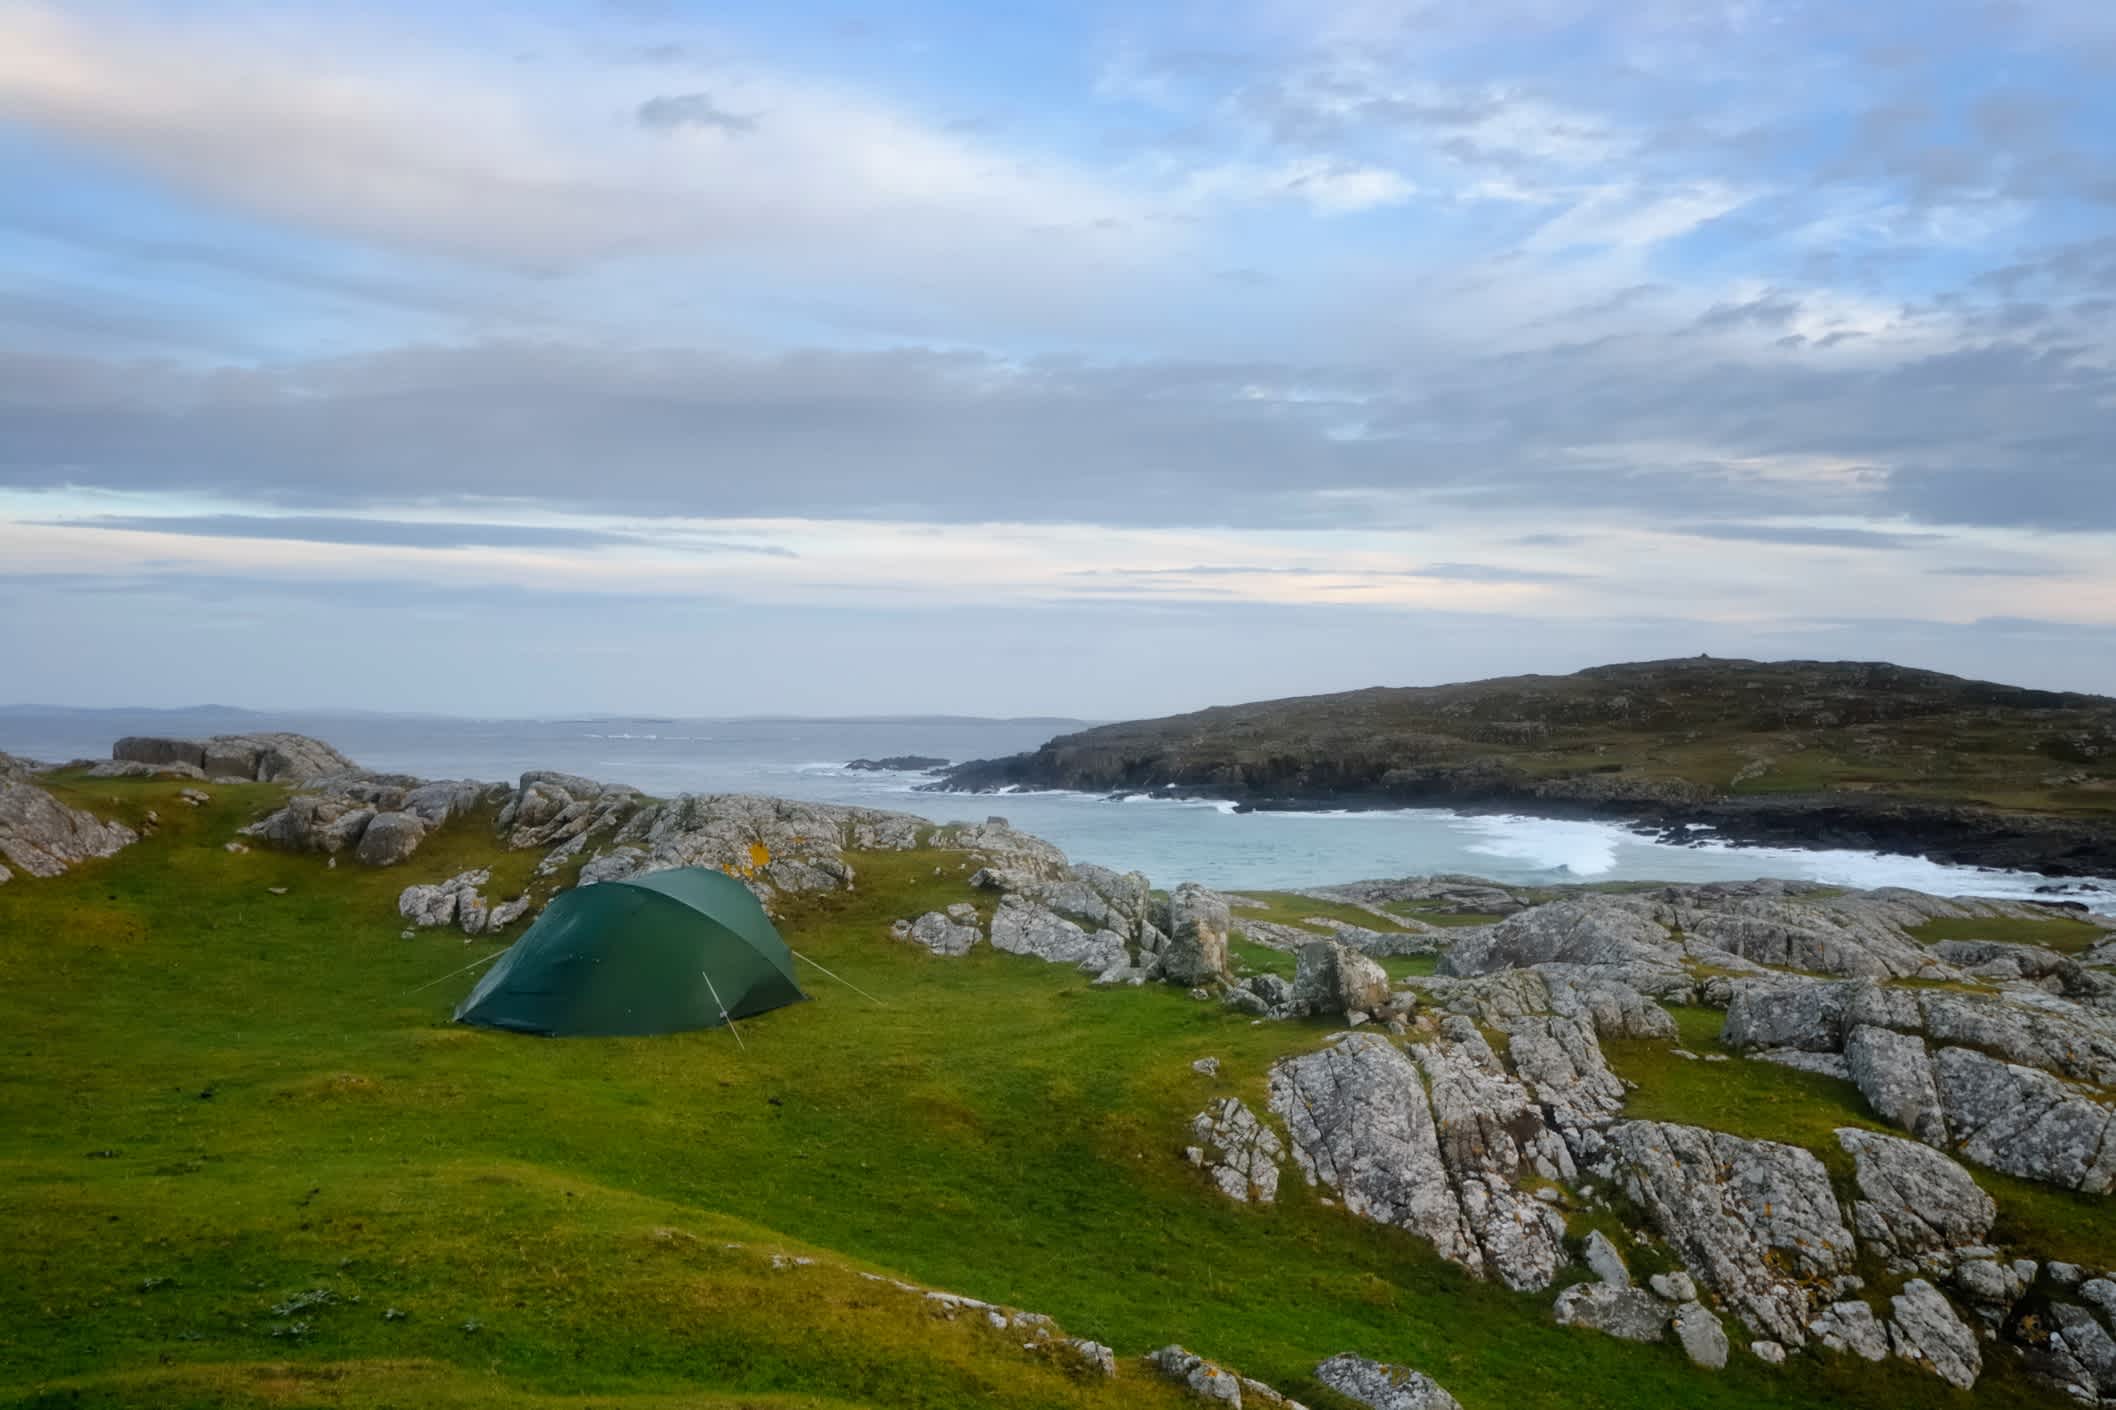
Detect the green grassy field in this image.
<box><xmin>0</xmin><ymin>776</ymin><xmax>2084</xmax><ymax>1408</ymax></box>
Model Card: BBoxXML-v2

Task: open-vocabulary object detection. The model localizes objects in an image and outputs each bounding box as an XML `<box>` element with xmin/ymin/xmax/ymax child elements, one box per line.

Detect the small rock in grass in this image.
<box><xmin>1751</xmin><ymin>1340</ymin><xmax>1786</xmax><ymax>1365</ymax></box>
<box><xmin>267</xmin><ymin>886</ymin><xmax>287</xmax><ymax>895</ymax></box>
<box><xmin>1192</xmin><ymin>1057</ymin><xmax>1220</xmax><ymax>1078</ymax></box>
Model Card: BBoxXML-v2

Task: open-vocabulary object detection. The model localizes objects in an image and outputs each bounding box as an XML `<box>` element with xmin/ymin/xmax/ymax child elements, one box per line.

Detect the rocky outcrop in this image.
<box><xmin>113</xmin><ymin>732</ymin><xmax>356</xmax><ymax>782</ymax></box>
<box><xmin>0</xmin><ymin>753</ymin><xmax>137</xmax><ymax>878</ymax></box>
<box><xmin>1834</xmin><ymin>1128</ymin><xmax>1995</xmax><ymax>1262</ymax></box>
<box><xmin>1311</xmin><ymin>1353</ymin><xmax>1459</xmax><ymax>1410</ymax></box>
<box><xmin>1934</xmin><ymin>1047</ymin><xmax>2115</xmax><ymax>1193</ymax></box>
<box><xmin>580</xmin><ymin>792</ymin><xmax>924</xmax><ymax>902</ymax></box>
<box><xmin>1843</xmin><ymin>1024</ymin><xmax>1947</xmax><ymax>1144</ymax></box>
<box><xmin>397</xmin><ymin>868</ymin><xmax>528</xmax><ymax>935</ymax></box>
<box><xmin>1290</xmin><ymin>940</ymin><xmax>1389</xmax><ymax>1017</ymax></box>
<box><xmin>1602</xmin><ymin>1121</ymin><xmax>1855</xmax><ymax>1347</ymax></box>
<box><xmin>1411</xmin><ymin>1018</ymin><xmax>1569</xmax><ymax>1290</ymax></box>
<box><xmin>988</xmin><ymin>894</ymin><xmax>1128</xmax><ymax>973</ymax></box>
<box><xmin>354</xmin><ymin>810</ymin><xmax>427</xmax><ymax>867</ymax></box>
<box><xmin>1269</xmin><ymin>1034</ymin><xmax>1478</xmax><ymax>1272</ymax></box>
<box><xmin>1160</xmin><ymin>883</ymin><xmax>1231</xmax><ymax>986</ymax></box>
<box><xmin>1888</xmin><ymin>1278</ymin><xmax>1982</xmax><ymax>1389</ymax></box>
<box><xmin>1148</xmin><ymin>1345</ymin><xmax>1309</xmax><ymax>1408</ymax></box>
<box><xmin>1553</xmin><ymin>1282</ymin><xmax>1668</xmax><ymax>1341</ymax></box>
<box><xmin>891</xmin><ymin>905</ymin><xmax>982</xmax><ymax>956</ymax></box>
<box><xmin>1185</xmin><ymin>1098</ymin><xmax>1283</xmax><ymax>1205</ymax></box>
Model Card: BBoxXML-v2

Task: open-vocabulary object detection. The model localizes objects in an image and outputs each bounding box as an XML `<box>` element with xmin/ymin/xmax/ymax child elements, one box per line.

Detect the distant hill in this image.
<box><xmin>936</xmin><ymin>658</ymin><xmax>2116</xmax><ymax>876</ymax></box>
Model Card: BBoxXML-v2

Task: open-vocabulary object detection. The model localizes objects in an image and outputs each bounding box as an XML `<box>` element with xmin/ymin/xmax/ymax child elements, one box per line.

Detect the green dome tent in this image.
<box><xmin>454</xmin><ymin>867</ymin><xmax>805</xmax><ymax>1037</ymax></box>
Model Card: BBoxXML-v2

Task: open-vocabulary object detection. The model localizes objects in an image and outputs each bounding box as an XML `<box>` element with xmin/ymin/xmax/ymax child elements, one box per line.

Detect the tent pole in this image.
<box><xmin>406</xmin><ymin>946</ymin><xmax>507</xmax><ymax>995</ymax></box>
<box><xmin>790</xmin><ymin>948</ymin><xmax>885</xmax><ymax>1005</ymax></box>
<box><xmin>701</xmin><ymin>970</ymin><xmax>747</xmax><ymax>1049</ymax></box>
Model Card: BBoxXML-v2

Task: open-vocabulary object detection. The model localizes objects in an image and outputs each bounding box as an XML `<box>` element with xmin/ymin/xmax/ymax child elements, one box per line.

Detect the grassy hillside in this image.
<box><xmin>0</xmin><ymin>774</ymin><xmax>2096</xmax><ymax>1409</ymax></box>
<box><xmin>938</xmin><ymin>657</ymin><xmax>2116</xmax><ymax>874</ymax></box>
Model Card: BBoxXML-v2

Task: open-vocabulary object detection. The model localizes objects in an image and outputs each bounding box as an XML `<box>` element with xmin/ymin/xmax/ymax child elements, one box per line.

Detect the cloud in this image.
<box><xmin>27</xmin><ymin>513</ymin><xmax>795</xmax><ymax>555</ymax></box>
<box><xmin>636</xmin><ymin>92</ymin><xmax>757</xmax><ymax>135</ymax></box>
<box><xmin>1674</xmin><ymin>522</ymin><xmax>1944</xmax><ymax>550</ymax></box>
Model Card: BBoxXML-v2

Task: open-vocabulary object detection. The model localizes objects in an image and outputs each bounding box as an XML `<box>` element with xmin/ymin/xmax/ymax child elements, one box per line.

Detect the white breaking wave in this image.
<box><xmin>1455</xmin><ymin>814</ymin><xmax>1623</xmax><ymax>876</ymax></box>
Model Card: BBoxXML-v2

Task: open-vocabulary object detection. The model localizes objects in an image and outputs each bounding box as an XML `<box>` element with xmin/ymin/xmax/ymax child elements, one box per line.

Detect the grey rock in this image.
<box><xmin>0</xmin><ymin>756</ymin><xmax>138</xmax><ymax>877</ymax></box>
<box><xmin>2048</xmin><ymin>1261</ymin><xmax>2085</xmax><ymax>1288</ymax></box>
<box><xmin>1187</xmin><ymin>1098</ymin><xmax>1283</xmax><ymax>1204</ymax></box>
<box><xmin>1751</xmin><ymin>1047</ymin><xmax>1852</xmax><ymax>1079</ymax></box>
<box><xmin>1437</xmin><ymin>896</ymin><xmax>1677</xmax><ymax>981</ymax></box>
<box><xmin>1411</xmin><ymin>1020</ymin><xmax>1570</xmax><ymax>1289</ymax></box>
<box><xmin>2049</xmin><ymin>1303</ymin><xmax>2116</xmax><ymax>1397</ymax></box>
<box><xmin>1582</xmin><ymin>1229</ymin><xmax>1630</xmax><ymax>1287</ymax></box>
<box><xmin>1269</xmin><ymin>1034</ymin><xmax>1478</xmax><ymax>1274</ymax></box>
<box><xmin>114</xmin><ymin>732</ymin><xmax>356</xmax><ymax>782</ymax></box>
<box><xmin>83</xmin><ymin>758</ymin><xmax>204</xmax><ymax>779</ymax></box>
<box><xmin>1193</xmin><ymin>1057</ymin><xmax>1220</xmax><ymax>1078</ymax></box>
<box><xmin>1553</xmin><ymin>1282</ymin><xmax>1668</xmax><ymax>1342</ymax></box>
<box><xmin>1887</xmin><ymin>1279</ymin><xmax>1981</xmax><ymax>1389</ymax></box>
<box><xmin>1810</xmin><ymin>1299</ymin><xmax>1889</xmax><ymax>1361</ymax></box>
<box><xmin>1722</xmin><ymin>978</ymin><xmax>1851</xmax><ymax>1053</ymax></box>
<box><xmin>485</xmin><ymin>893</ymin><xmax>534</xmax><ymax>932</ymax></box>
<box><xmin>1918</xmin><ymin>988</ymin><xmax>2116</xmax><ymax>1088</ymax></box>
<box><xmin>1149</xmin><ymin>1345</ymin><xmax>1244</xmax><ymax>1404</ymax></box>
<box><xmin>354</xmin><ymin>810</ymin><xmax>428</xmax><ymax>867</ymax></box>
<box><xmin>1750</xmin><ymin>1340</ymin><xmax>1786</xmax><ymax>1365</ymax></box>
<box><xmin>1064</xmin><ymin>1339</ymin><xmax>1117</xmax><ymax>1379</ymax></box>
<box><xmin>1934</xmin><ymin>1046</ymin><xmax>2116</xmax><ymax>1192</ymax></box>
<box><xmin>1501</xmin><ymin>1014</ymin><xmax>1629</xmax><ymax>1138</ymax></box>
<box><xmin>239</xmin><ymin>794</ymin><xmax>375</xmax><ymax>855</ymax></box>
<box><xmin>397</xmin><ymin>868</ymin><xmax>491</xmax><ymax>929</ymax></box>
<box><xmin>1834</xmin><ymin>1128</ymin><xmax>1994</xmax><ymax>1258</ymax></box>
<box><xmin>988</xmin><ymin>895</ymin><xmax>1128</xmax><ymax>972</ymax></box>
<box><xmin>1312</xmin><ymin>1353</ymin><xmax>1461</xmax><ymax>1410</ymax></box>
<box><xmin>1650</xmin><ymin>1271</ymin><xmax>1697</xmax><ymax>1303</ymax></box>
<box><xmin>1605</xmin><ymin>1121</ymin><xmax>1855</xmax><ymax>1346</ymax></box>
<box><xmin>1844</xmin><ymin>1024</ymin><xmax>1946</xmax><ymax>1145</ymax></box>
<box><xmin>2083</xmin><ymin>1278</ymin><xmax>2116</xmax><ymax>1322</ymax></box>
<box><xmin>896</xmin><ymin>910</ymin><xmax>982</xmax><ymax>956</ymax></box>
<box><xmin>1291</xmin><ymin>940</ymin><xmax>1390</xmax><ymax>1016</ymax></box>
<box><xmin>1672</xmin><ymin>1301</ymin><xmax>1730</xmax><ymax>1369</ymax></box>
<box><xmin>1161</xmin><ymin>883</ymin><xmax>1232</xmax><ymax>985</ymax></box>
<box><xmin>579</xmin><ymin>792</ymin><xmax>921</xmax><ymax>903</ymax></box>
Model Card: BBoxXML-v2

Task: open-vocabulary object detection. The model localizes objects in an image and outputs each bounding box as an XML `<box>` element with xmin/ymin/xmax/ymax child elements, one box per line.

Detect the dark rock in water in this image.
<box><xmin>845</xmin><ymin>755</ymin><xmax>950</xmax><ymax>772</ymax></box>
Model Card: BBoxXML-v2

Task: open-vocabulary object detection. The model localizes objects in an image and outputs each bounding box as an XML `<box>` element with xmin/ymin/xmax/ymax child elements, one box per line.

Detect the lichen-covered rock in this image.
<box><xmin>1844</xmin><ymin>1024</ymin><xmax>1946</xmax><ymax>1145</ymax></box>
<box><xmin>1437</xmin><ymin>896</ymin><xmax>1676</xmax><ymax>981</ymax></box>
<box><xmin>1917</xmin><ymin>989</ymin><xmax>2116</xmax><ymax>1088</ymax></box>
<box><xmin>1811</xmin><ymin>1300</ymin><xmax>1890</xmax><ymax>1361</ymax></box>
<box><xmin>1672</xmin><ymin>1301</ymin><xmax>1729</xmax><ymax>1369</ymax></box>
<box><xmin>1582</xmin><ymin>1229</ymin><xmax>1629</xmax><ymax>1287</ymax></box>
<box><xmin>354</xmin><ymin>810</ymin><xmax>428</xmax><ymax>867</ymax></box>
<box><xmin>1186</xmin><ymin>1098</ymin><xmax>1283</xmax><ymax>1205</ymax></box>
<box><xmin>1148</xmin><ymin>1345</ymin><xmax>1244</xmax><ymax>1404</ymax></box>
<box><xmin>1603</xmin><ymin>1121</ymin><xmax>1855</xmax><ymax>1346</ymax></box>
<box><xmin>1160</xmin><ymin>883</ymin><xmax>1232</xmax><ymax>985</ymax></box>
<box><xmin>1834</xmin><ymin>1128</ymin><xmax>1994</xmax><ymax>1258</ymax></box>
<box><xmin>0</xmin><ymin>754</ymin><xmax>137</xmax><ymax>877</ymax></box>
<box><xmin>398</xmin><ymin>868</ymin><xmax>491</xmax><ymax>929</ymax></box>
<box><xmin>2047</xmin><ymin>1303</ymin><xmax>2116</xmax><ymax>1400</ymax></box>
<box><xmin>894</xmin><ymin>909</ymin><xmax>982</xmax><ymax>956</ymax></box>
<box><xmin>1412</xmin><ymin>1019</ymin><xmax>1569</xmax><ymax>1290</ymax></box>
<box><xmin>1312</xmin><ymin>1353</ymin><xmax>1460</xmax><ymax>1410</ymax></box>
<box><xmin>113</xmin><ymin>732</ymin><xmax>356</xmax><ymax>782</ymax></box>
<box><xmin>580</xmin><ymin>792</ymin><xmax>925</xmax><ymax>902</ymax></box>
<box><xmin>1934</xmin><ymin>1046</ymin><xmax>2116</xmax><ymax>1193</ymax></box>
<box><xmin>1722</xmin><ymin>978</ymin><xmax>1852</xmax><ymax>1053</ymax></box>
<box><xmin>240</xmin><ymin>793</ymin><xmax>374</xmax><ymax>855</ymax></box>
<box><xmin>1553</xmin><ymin>1282</ymin><xmax>1669</xmax><ymax>1342</ymax></box>
<box><xmin>1269</xmin><ymin>1033</ymin><xmax>1478</xmax><ymax>1273</ymax></box>
<box><xmin>1501</xmin><ymin>1014</ymin><xmax>1628</xmax><ymax>1139</ymax></box>
<box><xmin>988</xmin><ymin>895</ymin><xmax>1128</xmax><ymax>972</ymax></box>
<box><xmin>1887</xmin><ymin>1279</ymin><xmax>1981</xmax><ymax>1389</ymax></box>
<box><xmin>1291</xmin><ymin>940</ymin><xmax>1389</xmax><ymax>1016</ymax></box>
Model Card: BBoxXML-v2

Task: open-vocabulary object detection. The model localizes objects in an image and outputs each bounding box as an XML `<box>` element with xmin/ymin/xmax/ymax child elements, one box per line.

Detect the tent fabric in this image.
<box><xmin>453</xmin><ymin>867</ymin><xmax>805</xmax><ymax>1037</ymax></box>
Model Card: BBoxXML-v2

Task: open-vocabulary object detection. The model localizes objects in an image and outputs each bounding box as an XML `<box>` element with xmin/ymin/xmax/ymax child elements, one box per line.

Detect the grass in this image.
<box><xmin>0</xmin><ymin>777</ymin><xmax>2087</xmax><ymax>1409</ymax></box>
<box><xmin>1905</xmin><ymin>914</ymin><xmax>2110</xmax><ymax>956</ymax></box>
<box><xmin>1380</xmin><ymin>902</ymin><xmax>1507</xmax><ymax>928</ymax></box>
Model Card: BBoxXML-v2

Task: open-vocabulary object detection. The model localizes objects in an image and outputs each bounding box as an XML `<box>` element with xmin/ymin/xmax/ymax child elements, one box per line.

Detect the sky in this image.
<box><xmin>2</xmin><ymin>0</ymin><xmax>2114</xmax><ymax>717</ymax></box>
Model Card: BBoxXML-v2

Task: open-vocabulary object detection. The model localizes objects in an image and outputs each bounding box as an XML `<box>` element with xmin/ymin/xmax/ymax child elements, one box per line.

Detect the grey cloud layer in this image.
<box><xmin>2</xmin><ymin>327</ymin><xmax>2110</xmax><ymax>531</ymax></box>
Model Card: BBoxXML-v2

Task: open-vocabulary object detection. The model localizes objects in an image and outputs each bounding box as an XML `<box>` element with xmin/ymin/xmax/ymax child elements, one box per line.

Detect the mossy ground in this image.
<box><xmin>1905</xmin><ymin>914</ymin><xmax>2109</xmax><ymax>956</ymax></box>
<box><xmin>0</xmin><ymin>776</ymin><xmax>2087</xmax><ymax>1408</ymax></box>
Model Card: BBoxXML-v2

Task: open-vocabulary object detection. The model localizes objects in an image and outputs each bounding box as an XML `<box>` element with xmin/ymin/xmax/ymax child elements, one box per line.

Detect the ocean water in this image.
<box><xmin>7</xmin><ymin>707</ymin><xmax>2112</xmax><ymax>913</ymax></box>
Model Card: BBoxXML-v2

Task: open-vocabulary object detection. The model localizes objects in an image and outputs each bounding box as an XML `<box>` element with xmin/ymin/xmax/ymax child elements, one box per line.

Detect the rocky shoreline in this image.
<box><xmin>927</xmin><ymin>769</ymin><xmax>2116</xmax><ymax>882</ymax></box>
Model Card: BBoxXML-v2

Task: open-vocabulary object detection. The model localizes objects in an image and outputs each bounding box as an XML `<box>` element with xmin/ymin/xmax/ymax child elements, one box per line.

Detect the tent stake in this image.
<box><xmin>701</xmin><ymin>970</ymin><xmax>747</xmax><ymax>1049</ymax></box>
<box><xmin>790</xmin><ymin>949</ymin><xmax>885</xmax><ymax>1005</ymax></box>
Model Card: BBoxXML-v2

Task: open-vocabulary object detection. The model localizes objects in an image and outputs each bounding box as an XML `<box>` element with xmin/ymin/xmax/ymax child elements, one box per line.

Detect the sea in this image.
<box><xmin>6</xmin><ymin>707</ymin><xmax>2113</xmax><ymax>914</ymax></box>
